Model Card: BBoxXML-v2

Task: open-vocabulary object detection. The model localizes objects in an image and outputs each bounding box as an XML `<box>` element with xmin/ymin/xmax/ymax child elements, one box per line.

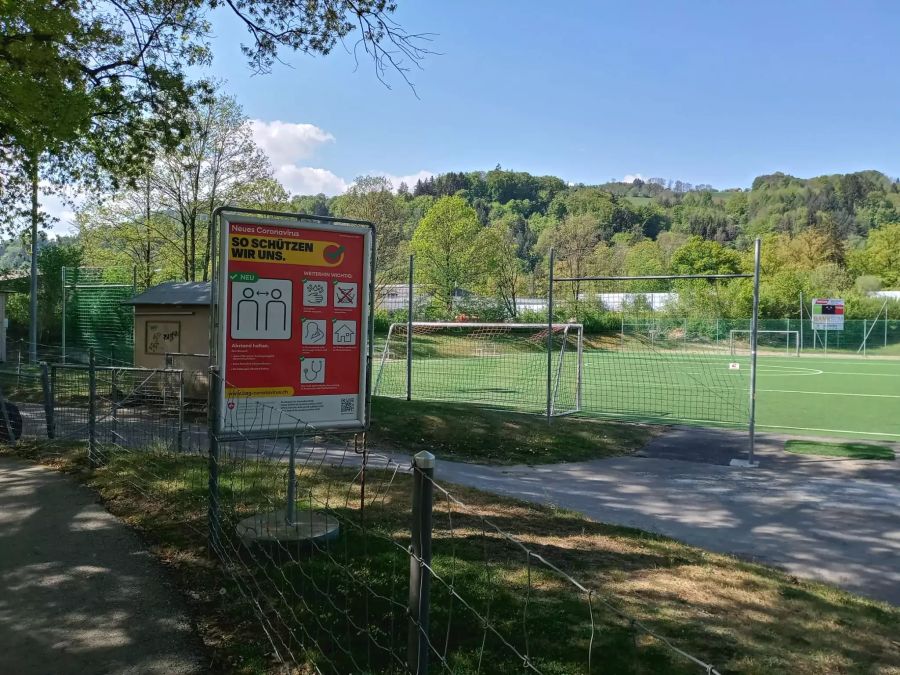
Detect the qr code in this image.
<box><xmin>340</xmin><ymin>397</ymin><xmax>355</xmax><ymax>415</ymax></box>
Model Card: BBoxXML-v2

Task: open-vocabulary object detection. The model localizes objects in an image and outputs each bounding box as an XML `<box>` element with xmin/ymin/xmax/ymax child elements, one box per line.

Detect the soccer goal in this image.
<box><xmin>373</xmin><ymin>322</ymin><xmax>584</xmax><ymax>417</ymax></box>
<box><xmin>729</xmin><ymin>330</ymin><xmax>799</xmax><ymax>357</ymax></box>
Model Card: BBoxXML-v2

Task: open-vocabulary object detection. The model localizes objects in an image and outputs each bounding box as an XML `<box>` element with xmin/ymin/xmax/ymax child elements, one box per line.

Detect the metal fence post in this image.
<box><xmin>88</xmin><ymin>348</ymin><xmax>97</xmax><ymax>467</ymax></box>
<box><xmin>40</xmin><ymin>362</ymin><xmax>54</xmax><ymax>439</ymax></box>
<box><xmin>407</xmin><ymin>254</ymin><xmax>414</xmax><ymax>401</ymax></box>
<box><xmin>111</xmin><ymin>367</ymin><xmax>119</xmax><ymax>441</ymax></box>
<box><xmin>546</xmin><ymin>248</ymin><xmax>555</xmax><ymax>425</ymax></box>
<box><xmin>408</xmin><ymin>450</ymin><xmax>435</xmax><ymax>675</ymax></box>
<box><xmin>0</xmin><ymin>384</ymin><xmax>16</xmax><ymax>446</ymax></box>
<box><xmin>50</xmin><ymin>365</ymin><xmax>56</xmax><ymax>428</ymax></box>
<box><xmin>177</xmin><ymin>370</ymin><xmax>185</xmax><ymax>454</ymax></box>
<box><xmin>286</xmin><ymin>436</ymin><xmax>297</xmax><ymax>525</ymax></box>
<box><xmin>863</xmin><ymin>319</ymin><xmax>868</xmax><ymax>357</ymax></box>
<box><xmin>208</xmin><ymin>366</ymin><xmax>222</xmax><ymax>556</ymax></box>
<box><xmin>747</xmin><ymin>238</ymin><xmax>761</xmax><ymax>466</ymax></box>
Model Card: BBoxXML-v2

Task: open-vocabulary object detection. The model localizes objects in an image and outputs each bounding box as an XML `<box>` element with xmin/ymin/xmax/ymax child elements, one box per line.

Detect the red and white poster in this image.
<box><xmin>216</xmin><ymin>215</ymin><xmax>373</xmax><ymax>434</ymax></box>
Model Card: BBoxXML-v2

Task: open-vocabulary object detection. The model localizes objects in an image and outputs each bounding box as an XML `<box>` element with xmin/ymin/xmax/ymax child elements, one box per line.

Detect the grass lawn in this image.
<box><xmin>368</xmin><ymin>396</ymin><xmax>655</xmax><ymax>464</ymax></box>
<box><xmin>785</xmin><ymin>440</ymin><xmax>896</xmax><ymax>461</ymax></box>
<box><xmin>376</xmin><ymin>348</ymin><xmax>900</xmax><ymax>441</ymax></box>
<box><xmin>3</xmin><ymin>440</ymin><xmax>899</xmax><ymax>674</ymax></box>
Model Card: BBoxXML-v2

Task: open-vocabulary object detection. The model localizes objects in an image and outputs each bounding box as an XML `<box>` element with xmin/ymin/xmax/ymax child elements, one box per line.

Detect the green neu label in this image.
<box><xmin>229</xmin><ymin>272</ymin><xmax>258</xmax><ymax>282</ymax></box>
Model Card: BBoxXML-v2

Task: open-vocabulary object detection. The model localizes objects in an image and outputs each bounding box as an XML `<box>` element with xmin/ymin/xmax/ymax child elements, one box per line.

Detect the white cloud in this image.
<box><xmin>622</xmin><ymin>173</ymin><xmax>645</xmax><ymax>184</ymax></box>
<box><xmin>274</xmin><ymin>165</ymin><xmax>348</xmax><ymax>196</ymax></box>
<box><xmin>39</xmin><ymin>185</ymin><xmax>80</xmax><ymax>237</ymax></box>
<box><xmin>249</xmin><ymin>120</ymin><xmax>335</xmax><ymax>167</ymax></box>
<box><xmin>367</xmin><ymin>170</ymin><xmax>435</xmax><ymax>191</ymax></box>
<box><xmin>249</xmin><ymin>119</ymin><xmax>434</xmax><ymax>197</ymax></box>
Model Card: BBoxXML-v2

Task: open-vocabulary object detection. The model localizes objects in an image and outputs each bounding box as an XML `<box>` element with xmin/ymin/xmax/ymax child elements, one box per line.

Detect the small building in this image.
<box><xmin>122</xmin><ymin>282</ymin><xmax>210</xmax><ymax>397</ymax></box>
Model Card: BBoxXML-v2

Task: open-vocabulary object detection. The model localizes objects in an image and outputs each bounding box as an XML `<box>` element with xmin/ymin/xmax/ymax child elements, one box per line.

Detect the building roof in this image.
<box><xmin>123</xmin><ymin>281</ymin><xmax>211</xmax><ymax>306</ymax></box>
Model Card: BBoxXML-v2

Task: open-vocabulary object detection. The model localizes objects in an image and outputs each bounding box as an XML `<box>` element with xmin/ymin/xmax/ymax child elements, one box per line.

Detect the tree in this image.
<box><xmin>480</xmin><ymin>220</ymin><xmax>525</xmax><ymax>318</ymax></box>
<box><xmin>3</xmin><ymin>0</ymin><xmax>428</xmax><ymax>357</ymax></box>
<box><xmin>152</xmin><ymin>93</ymin><xmax>272</xmax><ymax>280</ymax></box>
<box><xmin>537</xmin><ymin>214</ymin><xmax>601</xmax><ymax>304</ymax></box>
<box><xmin>670</xmin><ymin>237</ymin><xmax>741</xmax><ymax>275</ymax></box>
<box><xmin>76</xmin><ymin>173</ymin><xmax>182</xmax><ymax>289</ymax></box>
<box><xmin>410</xmin><ymin>196</ymin><xmax>483</xmax><ymax>312</ymax></box>
<box><xmin>6</xmin><ymin>241</ymin><xmax>83</xmax><ymax>344</ymax></box>
<box><xmin>851</xmin><ymin>223</ymin><xmax>900</xmax><ymax>287</ymax></box>
<box><xmin>624</xmin><ymin>239</ymin><xmax>666</xmax><ymax>291</ymax></box>
<box><xmin>332</xmin><ymin>176</ymin><xmax>406</xmax><ymax>299</ymax></box>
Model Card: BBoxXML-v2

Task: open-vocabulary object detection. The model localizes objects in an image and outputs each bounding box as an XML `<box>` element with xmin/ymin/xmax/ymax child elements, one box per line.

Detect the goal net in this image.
<box><xmin>729</xmin><ymin>330</ymin><xmax>799</xmax><ymax>357</ymax></box>
<box><xmin>553</xmin><ymin>274</ymin><xmax>753</xmax><ymax>429</ymax></box>
<box><xmin>374</xmin><ymin>322</ymin><xmax>583</xmax><ymax>416</ymax></box>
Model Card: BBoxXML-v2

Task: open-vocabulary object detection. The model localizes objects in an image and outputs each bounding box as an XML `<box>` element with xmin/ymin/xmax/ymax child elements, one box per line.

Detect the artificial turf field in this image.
<box><xmin>375</xmin><ymin>350</ymin><xmax>900</xmax><ymax>442</ymax></box>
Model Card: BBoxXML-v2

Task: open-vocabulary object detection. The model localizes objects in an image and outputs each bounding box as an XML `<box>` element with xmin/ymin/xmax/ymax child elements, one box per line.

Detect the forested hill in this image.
<box><xmin>391</xmin><ymin>168</ymin><xmax>900</xmax><ymax>246</ymax></box>
<box><xmin>290</xmin><ymin>168</ymin><xmax>900</xmax><ymax>252</ymax></box>
<box><xmin>60</xmin><ymin>164</ymin><xmax>900</xmax><ymax>335</ymax></box>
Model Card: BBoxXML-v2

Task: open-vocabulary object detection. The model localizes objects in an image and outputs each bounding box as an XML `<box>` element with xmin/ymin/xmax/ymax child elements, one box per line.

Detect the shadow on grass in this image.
<box><xmin>785</xmin><ymin>440</ymin><xmax>896</xmax><ymax>461</ymax></box>
<box><xmin>4</xmin><ymin>441</ymin><xmax>899</xmax><ymax>674</ymax></box>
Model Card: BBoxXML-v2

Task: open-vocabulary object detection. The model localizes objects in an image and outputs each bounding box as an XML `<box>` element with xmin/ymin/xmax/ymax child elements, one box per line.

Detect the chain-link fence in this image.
<box><xmin>0</xmin><ymin>353</ymin><xmax>737</xmax><ymax>674</ymax></box>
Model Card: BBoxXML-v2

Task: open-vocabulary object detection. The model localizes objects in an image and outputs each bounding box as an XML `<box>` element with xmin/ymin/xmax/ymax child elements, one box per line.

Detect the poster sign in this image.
<box><xmin>811</xmin><ymin>298</ymin><xmax>844</xmax><ymax>331</ymax></box>
<box><xmin>216</xmin><ymin>215</ymin><xmax>373</xmax><ymax>434</ymax></box>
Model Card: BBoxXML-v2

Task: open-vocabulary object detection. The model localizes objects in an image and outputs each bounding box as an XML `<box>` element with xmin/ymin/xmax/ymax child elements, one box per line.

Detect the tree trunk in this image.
<box><xmin>28</xmin><ymin>154</ymin><xmax>39</xmax><ymax>364</ymax></box>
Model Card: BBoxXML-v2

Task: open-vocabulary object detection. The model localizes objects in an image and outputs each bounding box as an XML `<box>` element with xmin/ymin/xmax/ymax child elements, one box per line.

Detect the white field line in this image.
<box><xmin>818</xmin><ymin>371</ymin><xmax>900</xmax><ymax>377</ymax></box>
<box><xmin>756</xmin><ymin>389</ymin><xmax>900</xmax><ymax>398</ymax></box>
<box><xmin>757</xmin><ymin>423</ymin><xmax>900</xmax><ymax>439</ymax></box>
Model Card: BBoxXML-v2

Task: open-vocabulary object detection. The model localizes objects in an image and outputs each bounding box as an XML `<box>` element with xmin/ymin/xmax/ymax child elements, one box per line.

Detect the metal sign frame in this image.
<box><xmin>210</xmin><ymin>207</ymin><xmax>375</xmax><ymax>438</ymax></box>
<box><xmin>811</xmin><ymin>297</ymin><xmax>845</xmax><ymax>331</ymax></box>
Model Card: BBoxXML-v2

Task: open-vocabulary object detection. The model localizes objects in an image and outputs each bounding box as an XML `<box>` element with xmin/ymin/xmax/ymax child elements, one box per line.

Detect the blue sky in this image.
<box><xmin>48</xmin><ymin>0</ymin><xmax>900</xmax><ymax>226</ymax></box>
<box><xmin>202</xmin><ymin>0</ymin><xmax>900</xmax><ymax>194</ymax></box>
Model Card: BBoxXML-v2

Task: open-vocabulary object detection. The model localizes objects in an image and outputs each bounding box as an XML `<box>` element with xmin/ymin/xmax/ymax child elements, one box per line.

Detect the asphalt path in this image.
<box><xmin>0</xmin><ymin>457</ymin><xmax>205</xmax><ymax>675</ymax></box>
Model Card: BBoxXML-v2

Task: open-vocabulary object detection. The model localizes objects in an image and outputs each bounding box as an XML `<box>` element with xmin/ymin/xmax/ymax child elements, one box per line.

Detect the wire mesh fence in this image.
<box><xmin>0</xmin><ymin>354</ymin><xmax>731</xmax><ymax>674</ymax></box>
<box><xmin>374</xmin><ymin>323</ymin><xmax>583</xmax><ymax>416</ymax></box>
<box><xmin>208</xmin><ymin>369</ymin><xmax>724</xmax><ymax>674</ymax></box>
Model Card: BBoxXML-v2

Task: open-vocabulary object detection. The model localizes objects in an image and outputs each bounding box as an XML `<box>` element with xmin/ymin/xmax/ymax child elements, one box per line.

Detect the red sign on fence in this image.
<box><xmin>216</xmin><ymin>215</ymin><xmax>373</xmax><ymax>434</ymax></box>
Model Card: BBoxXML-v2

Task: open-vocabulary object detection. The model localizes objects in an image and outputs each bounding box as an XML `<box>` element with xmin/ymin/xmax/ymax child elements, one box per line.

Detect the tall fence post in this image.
<box><xmin>88</xmin><ymin>348</ymin><xmax>97</xmax><ymax>467</ymax></box>
<box><xmin>408</xmin><ymin>450</ymin><xmax>435</xmax><ymax>675</ymax></box>
<box><xmin>747</xmin><ymin>238</ymin><xmax>761</xmax><ymax>466</ymax></box>
<box><xmin>407</xmin><ymin>254</ymin><xmax>414</xmax><ymax>402</ymax></box>
<box><xmin>177</xmin><ymin>370</ymin><xmax>185</xmax><ymax>454</ymax></box>
<box><xmin>546</xmin><ymin>248</ymin><xmax>555</xmax><ymax>425</ymax></box>
<box><xmin>208</xmin><ymin>366</ymin><xmax>222</xmax><ymax>556</ymax></box>
<box><xmin>40</xmin><ymin>362</ymin><xmax>54</xmax><ymax>439</ymax></box>
<box><xmin>111</xmin><ymin>367</ymin><xmax>119</xmax><ymax>441</ymax></box>
<box><xmin>863</xmin><ymin>319</ymin><xmax>868</xmax><ymax>357</ymax></box>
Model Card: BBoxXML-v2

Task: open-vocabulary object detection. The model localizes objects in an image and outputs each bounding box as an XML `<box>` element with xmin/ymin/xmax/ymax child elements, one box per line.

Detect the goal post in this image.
<box><xmin>373</xmin><ymin>322</ymin><xmax>584</xmax><ymax>417</ymax></box>
<box><xmin>549</xmin><ymin>237</ymin><xmax>763</xmax><ymax>463</ymax></box>
<box><xmin>730</xmin><ymin>330</ymin><xmax>799</xmax><ymax>357</ymax></box>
